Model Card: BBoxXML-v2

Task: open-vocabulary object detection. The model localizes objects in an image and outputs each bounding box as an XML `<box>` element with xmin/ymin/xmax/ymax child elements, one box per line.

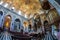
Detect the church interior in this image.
<box><xmin>0</xmin><ymin>0</ymin><xmax>60</xmax><ymax>40</ymax></box>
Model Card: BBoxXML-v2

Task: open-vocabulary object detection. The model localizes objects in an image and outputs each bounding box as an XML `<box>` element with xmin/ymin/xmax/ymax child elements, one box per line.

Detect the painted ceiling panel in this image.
<box><xmin>3</xmin><ymin>0</ymin><xmax>42</xmax><ymax>17</ymax></box>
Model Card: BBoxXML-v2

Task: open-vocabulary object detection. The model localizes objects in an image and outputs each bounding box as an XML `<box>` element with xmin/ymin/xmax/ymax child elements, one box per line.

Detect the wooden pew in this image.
<box><xmin>9</xmin><ymin>31</ymin><xmax>32</xmax><ymax>40</ymax></box>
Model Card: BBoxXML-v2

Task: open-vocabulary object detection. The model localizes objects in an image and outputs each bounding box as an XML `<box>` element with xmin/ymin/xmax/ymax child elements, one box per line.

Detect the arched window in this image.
<box><xmin>0</xmin><ymin>11</ymin><xmax>3</xmax><ymax>16</ymax></box>
<box><xmin>0</xmin><ymin>11</ymin><xmax>3</xmax><ymax>21</ymax></box>
<box><xmin>44</xmin><ymin>21</ymin><xmax>48</xmax><ymax>26</ymax></box>
<box><xmin>44</xmin><ymin>20</ymin><xmax>52</xmax><ymax>32</ymax></box>
<box><xmin>14</xmin><ymin>19</ymin><xmax>20</xmax><ymax>32</ymax></box>
<box><xmin>51</xmin><ymin>25</ymin><xmax>57</xmax><ymax>36</ymax></box>
<box><xmin>0</xmin><ymin>11</ymin><xmax>3</xmax><ymax>28</ymax></box>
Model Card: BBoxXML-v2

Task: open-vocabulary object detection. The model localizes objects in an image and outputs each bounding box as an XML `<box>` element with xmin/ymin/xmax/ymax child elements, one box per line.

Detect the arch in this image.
<box><xmin>23</xmin><ymin>21</ymin><xmax>28</xmax><ymax>27</ymax></box>
<box><xmin>0</xmin><ymin>11</ymin><xmax>4</xmax><ymax>28</ymax></box>
<box><xmin>34</xmin><ymin>14</ymin><xmax>41</xmax><ymax>26</ymax></box>
<box><xmin>44</xmin><ymin>20</ymin><xmax>48</xmax><ymax>26</ymax></box>
<box><xmin>44</xmin><ymin>20</ymin><xmax>52</xmax><ymax>32</ymax></box>
<box><xmin>34</xmin><ymin>15</ymin><xmax>41</xmax><ymax>31</ymax></box>
<box><xmin>0</xmin><ymin>11</ymin><xmax>3</xmax><ymax>16</ymax></box>
<box><xmin>23</xmin><ymin>21</ymin><xmax>29</xmax><ymax>32</ymax></box>
<box><xmin>15</xmin><ymin>19</ymin><xmax>20</xmax><ymax>22</ymax></box>
<box><xmin>48</xmin><ymin>9</ymin><xmax>59</xmax><ymax>23</ymax></box>
<box><xmin>3</xmin><ymin>15</ymin><xmax>12</xmax><ymax>30</ymax></box>
<box><xmin>14</xmin><ymin>18</ymin><xmax>21</xmax><ymax>32</ymax></box>
<box><xmin>51</xmin><ymin>25</ymin><xmax>57</xmax><ymax>36</ymax></box>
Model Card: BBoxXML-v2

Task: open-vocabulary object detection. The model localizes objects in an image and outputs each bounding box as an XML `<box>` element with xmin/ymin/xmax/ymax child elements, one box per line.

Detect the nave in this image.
<box><xmin>0</xmin><ymin>0</ymin><xmax>60</xmax><ymax>40</ymax></box>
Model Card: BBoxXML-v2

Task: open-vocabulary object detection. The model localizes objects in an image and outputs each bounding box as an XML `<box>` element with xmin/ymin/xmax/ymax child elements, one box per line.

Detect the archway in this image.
<box><xmin>51</xmin><ymin>25</ymin><xmax>57</xmax><ymax>36</ymax></box>
<box><xmin>0</xmin><ymin>11</ymin><xmax>3</xmax><ymax>27</ymax></box>
<box><xmin>3</xmin><ymin>15</ymin><xmax>12</xmax><ymax>30</ymax></box>
<box><xmin>0</xmin><ymin>11</ymin><xmax>3</xmax><ymax>16</ymax></box>
<box><xmin>44</xmin><ymin>20</ymin><xmax>48</xmax><ymax>26</ymax></box>
<box><xmin>23</xmin><ymin>21</ymin><xmax>29</xmax><ymax>32</ymax></box>
<box><xmin>14</xmin><ymin>19</ymin><xmax>20</xmax><ymax>32</ymax></box>
<box><xmin>34</xmin><ymin>14</ymin><xmax>41</xmax><ymax>31</ymax></box>
<box><xmin>44</xmin><ymin>20</ymin><xmax>53</xmax><ymax>33</ymax></box>
<box><xmin>0</xmin><ymin>11</ymin><xmax>3</xmax><ymax>20</ymax></box>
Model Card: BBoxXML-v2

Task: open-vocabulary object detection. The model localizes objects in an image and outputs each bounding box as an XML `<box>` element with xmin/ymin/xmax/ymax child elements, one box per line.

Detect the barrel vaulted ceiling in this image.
<box><xmin>0</xmin><ymin>0</ymin><xmax>43</xmax><ymax>18</ymax></box>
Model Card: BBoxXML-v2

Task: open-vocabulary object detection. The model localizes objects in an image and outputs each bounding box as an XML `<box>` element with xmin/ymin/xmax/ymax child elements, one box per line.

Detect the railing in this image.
<box><xmin>0</xmin><ymin>30</ymin><xmax>58</xmax><ymax>40</ymax></box>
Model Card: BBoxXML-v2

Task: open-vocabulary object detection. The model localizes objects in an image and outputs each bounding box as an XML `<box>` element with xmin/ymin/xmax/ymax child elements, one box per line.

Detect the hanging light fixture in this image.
<box><xmin>25</xmin><ymin>14</ymin><xmax>28</xmax><ymax>18</ymax></box>
<box><xmin>18</xmin><ymin>10</ymin><xmax>22</xmax><ymax>15</ymax></box>
<box><xmin>4</xmin><ymin>3</ymin><xmax>8</xmax><ymax>7</ymax></box>
<box><xmin>11</xmin><ymin>6</ymin><xmax>15</xmax><ymax>10</ymax></box>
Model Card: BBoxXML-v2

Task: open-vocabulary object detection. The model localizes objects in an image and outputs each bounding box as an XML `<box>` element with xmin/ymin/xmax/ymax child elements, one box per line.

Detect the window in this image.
<box><xmin>0</xmin><ymin>11</ymin><xmax>3</xmax><ymax>16</ymax></box>
<box><xmin>14</xmin><ymin>19</ymin><xmax>20</xmax><ymax>32</ymax></box>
